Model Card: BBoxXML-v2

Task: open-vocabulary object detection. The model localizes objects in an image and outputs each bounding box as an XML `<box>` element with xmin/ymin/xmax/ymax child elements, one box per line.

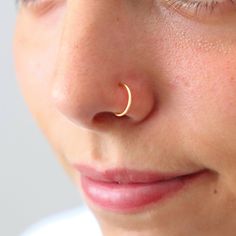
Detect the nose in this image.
<box><xmin>51</xmin><ymin>1</ymin><xmax>156</xmax><ymax>130</ymax></box>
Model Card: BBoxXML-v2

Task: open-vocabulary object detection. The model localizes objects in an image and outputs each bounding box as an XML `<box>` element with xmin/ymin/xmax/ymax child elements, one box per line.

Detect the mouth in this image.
<box><xmin>73</xmin><ymin>164</ymin><xmax>209</xmax><ymax>213</ymax></box>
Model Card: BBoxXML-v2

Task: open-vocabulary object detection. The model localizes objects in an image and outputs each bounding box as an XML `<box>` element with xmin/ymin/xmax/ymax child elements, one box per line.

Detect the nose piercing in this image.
<box><xmin>114</xmin><ymin>82</ymin><xmax>132</xmax><ymax>117</ymax></box>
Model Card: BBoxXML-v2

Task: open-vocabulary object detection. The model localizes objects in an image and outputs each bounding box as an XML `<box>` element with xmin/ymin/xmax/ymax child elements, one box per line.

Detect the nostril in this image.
<box><xmin>93</xmin><ymin>112</ymin><xmax>130</xmax><ymax>125</ymax></box>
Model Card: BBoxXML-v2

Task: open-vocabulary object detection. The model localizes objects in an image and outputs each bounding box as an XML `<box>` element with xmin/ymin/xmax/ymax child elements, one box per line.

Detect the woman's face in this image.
<box><xmin>14</xmin><ymin>1</ymin><xmax>236</xmax><ymax>235</ymax></box>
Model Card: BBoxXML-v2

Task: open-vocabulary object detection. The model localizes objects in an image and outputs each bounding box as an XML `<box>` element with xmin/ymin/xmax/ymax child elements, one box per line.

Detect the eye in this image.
<box><xmin>17</xmin><ymin>0</ymin><xmax>44</xmax><ymax>8</ymax></box>
<box><xmin>16</xmin><ymin>0</ymin><xmax>236</xmax><ymax>22</ymax></box>
<box><xmin>161</xmin><ymin>0</ymin><xmax>236</xmax><ymax>21</ymax></box>
<box><xmin>16</xmin><ymin>0</ymin><xmax>62</xmax><ymax>15</ymax></box>
<box><xmin>16</xmin><ymin>0</ymin><xmax>58</xmax><ymax>9</ymax></box>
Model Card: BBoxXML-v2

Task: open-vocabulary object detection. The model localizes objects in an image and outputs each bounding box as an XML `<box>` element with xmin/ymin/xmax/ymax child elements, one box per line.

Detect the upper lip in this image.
<box><xmin>73</xmin><ymin>164</ymin><xmax>205</xmax><ymax>184</ymax></box>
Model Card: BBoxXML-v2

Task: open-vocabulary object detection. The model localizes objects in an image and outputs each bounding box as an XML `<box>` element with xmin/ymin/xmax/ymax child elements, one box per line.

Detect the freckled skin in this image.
<box><xmin>13</xmin><ymin>1</ymin><xmax>236</xmax><ymax>236</ymax></box>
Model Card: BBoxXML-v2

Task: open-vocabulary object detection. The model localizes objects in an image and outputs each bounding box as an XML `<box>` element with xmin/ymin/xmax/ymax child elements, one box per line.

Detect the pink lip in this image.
<box><xmin>73</xmin><ymin>164</ymin><xmax>199</xmax><ymax>183</ymax></box>
<box><xmin>73</xmin><ymin>164</ymin><xmax>208</xmax><ymax>213</ymax></box>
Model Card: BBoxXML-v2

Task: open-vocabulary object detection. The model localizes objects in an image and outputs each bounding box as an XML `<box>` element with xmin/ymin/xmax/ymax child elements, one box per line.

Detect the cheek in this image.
<box><xmin>13</xmin><ymin>7</ymin><xmax>64</xmax><ymax>103</ymax></box>
<box><xmin>14</xmin><ymin>41</ymin><xmax>54</xmax><ymax>116</ymax></box>
<box><xmin>174</xmin><ymin>51</ymin><xmax>236</xmax><ymax>176</ymax></box>
<box><xmin>13</xmin><ymin>18</ymin><xmax>62</xmax><ymax>144</ymax></box>
<box><xmin>154</xmin><ymin>20</ymin><xmax>236</xmax><ymax>175</ymax></box>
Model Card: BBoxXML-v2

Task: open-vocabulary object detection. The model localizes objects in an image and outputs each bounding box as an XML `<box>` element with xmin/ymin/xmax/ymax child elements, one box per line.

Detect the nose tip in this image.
<box><xmin>51</xmin><ymin>76</ymin><xmax>156</xmax><ymax>130</ymax></box>
<box><xmin>51</xmin><ymin>79</ymin><xmax>126</xmax><ymax>129</ymax></box>
<box><xmin>51</xmin><ymin>81</ymin><xmax>116</xmax><ymax>129</ymax></box>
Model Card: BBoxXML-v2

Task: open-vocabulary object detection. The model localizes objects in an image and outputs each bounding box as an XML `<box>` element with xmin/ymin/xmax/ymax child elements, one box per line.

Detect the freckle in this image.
<box><xmin>174</xmin><ymin>29</ymin><xmax>232</xmax><ymax>55</ymax></box>
<box><xmin>194</xmin><ymin>37</ymin><xmax>232</xmax><ymax>55</ymax></box>
<box><xmin>183</xmin><ymin>80</ymin><xmax>190</xmax><ymax>88</ymax></box>
<box><xmin>214</xmin><ymin>189</ymin><xmax>218</xmax><ymax>194</ymax></box>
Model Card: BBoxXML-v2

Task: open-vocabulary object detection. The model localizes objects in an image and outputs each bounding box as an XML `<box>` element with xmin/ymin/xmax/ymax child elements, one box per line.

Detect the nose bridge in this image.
<box><xmin>55</xmin><ymin>0</ymin><xmax>129</xmax><ymax>78</ymax></box>
<box><xmin>54</xmin><ymin>0</ymin><xmax>125</xmax><ymax>80</ymax></box>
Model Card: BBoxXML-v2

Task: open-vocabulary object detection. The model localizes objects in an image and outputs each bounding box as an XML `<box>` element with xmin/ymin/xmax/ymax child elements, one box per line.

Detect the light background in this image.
<box><xmin>1</xmin><ymin>2</ymin><xmax>82</xmax><ymax>236</ymax></box>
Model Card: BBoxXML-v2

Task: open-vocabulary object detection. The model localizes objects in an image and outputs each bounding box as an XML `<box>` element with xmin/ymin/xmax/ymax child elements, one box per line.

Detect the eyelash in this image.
<box><xmin>163</xmin><ymin>0</ymin><xmax>236</xmax><ymax>19</ymax></box>
<box><xmin>16</xmin><ymin>0</ymin><xmax>48</xmax><ymax>8</ymax></box>
<box><xmin>16</xmin><ymin>0</ymin><xmax>236</xmax><ymax>19</ymax></box>
<box><xmin>16</xmin><ymin>0</ymin><xmax>59</xmax><ymax>14</ymax></box>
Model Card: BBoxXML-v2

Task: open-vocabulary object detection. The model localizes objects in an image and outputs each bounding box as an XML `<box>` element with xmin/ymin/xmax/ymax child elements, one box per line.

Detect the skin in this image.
<box><xmin>13</xmin><ymin>0</ymin><xmax>236</xmax><ymax>235</ymax></box>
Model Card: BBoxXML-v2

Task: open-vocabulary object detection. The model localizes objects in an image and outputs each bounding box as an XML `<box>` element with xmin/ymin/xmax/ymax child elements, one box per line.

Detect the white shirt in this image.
<box><xmin>21</xmin><ymin>206</ymin><xmax>102</xmax><ymax>236</ymax></box>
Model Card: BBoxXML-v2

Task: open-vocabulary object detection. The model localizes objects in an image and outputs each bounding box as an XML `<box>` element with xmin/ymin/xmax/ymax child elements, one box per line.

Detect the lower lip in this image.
<box><xmin>80</xmin><ymin>170</ymin><xmax>207</xmax><ymax>213</ymax></box>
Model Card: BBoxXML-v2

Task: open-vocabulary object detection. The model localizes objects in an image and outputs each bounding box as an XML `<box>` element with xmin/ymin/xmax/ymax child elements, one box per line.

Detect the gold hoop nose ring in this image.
<box><xmin>114</xmin><ymin>82</ymin><xmax>132</xmax><ymax>117</ymax></box>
